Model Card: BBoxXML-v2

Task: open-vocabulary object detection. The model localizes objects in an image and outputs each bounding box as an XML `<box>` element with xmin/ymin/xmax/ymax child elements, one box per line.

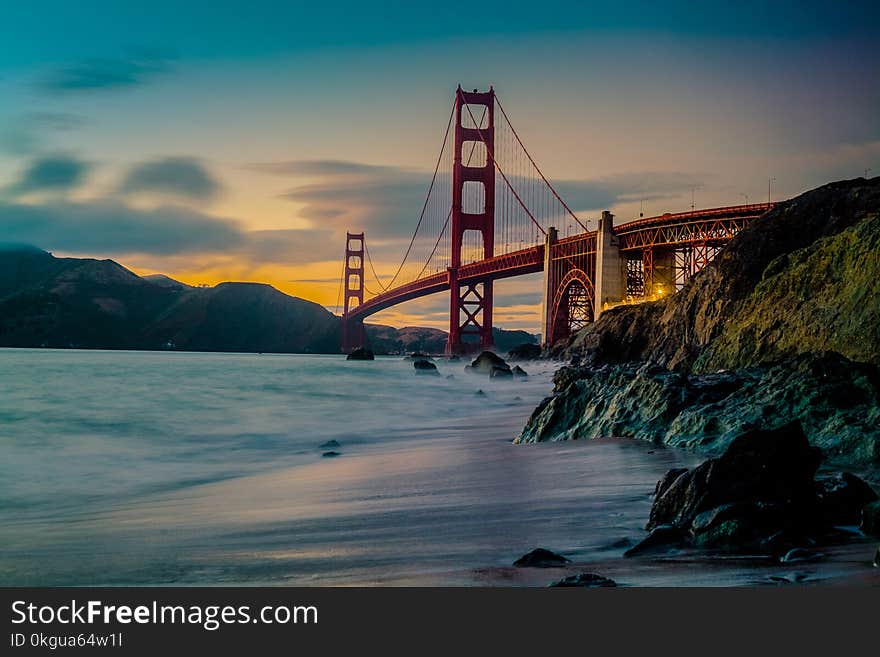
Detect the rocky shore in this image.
<box><xmin>514</xmin><ymin>177</ymin><xmax>880</xmax><ymax>571</ymax></box>
<box><xmin>518</xmin><ymin>178</ymin><xmax>880</xmax><ymax>468</ymax></box>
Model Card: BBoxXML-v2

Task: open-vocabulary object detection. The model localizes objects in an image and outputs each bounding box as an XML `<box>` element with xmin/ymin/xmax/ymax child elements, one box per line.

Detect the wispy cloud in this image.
<box><xmin>0</xmin><ymin>199</ymin><xmax>242</xmax><ymax>256</ymax></box>
<box><xmin>7</xmin><ymin>154</ymin><xmax>91</xmax><ymax>196</ymax></box>
<box><xmin>0</xmin><ymin>112</ymin><xmax>85</xmax><ymax>156</ymax></box>
<box><xmin>42</xmin><ymin>52</ymin><xmax>173</xmax><ymax>94</ymax></box>
<box><xmin>119</xmin><ymin>157</ymin><xmax>222</xmax><ymax>200</ymax></box>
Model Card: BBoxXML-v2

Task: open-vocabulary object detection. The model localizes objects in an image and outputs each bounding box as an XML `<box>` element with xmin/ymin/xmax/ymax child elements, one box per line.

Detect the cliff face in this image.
<box><xmin>562</xmin><ymin>178</ymin><xmax>880</xmax><ymax>372</ymax></box>
<box><xmin>522</xmin><ymin>178</ymin><xmax>880</xmax><ymax>466</ymax></box>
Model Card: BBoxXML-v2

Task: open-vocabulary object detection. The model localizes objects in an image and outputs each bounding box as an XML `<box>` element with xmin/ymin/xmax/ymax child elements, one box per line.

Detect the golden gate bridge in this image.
<box><xmin>340</xmin><ymin>86</ymin><xmax>774</xmax><ymax>354</ymax></box>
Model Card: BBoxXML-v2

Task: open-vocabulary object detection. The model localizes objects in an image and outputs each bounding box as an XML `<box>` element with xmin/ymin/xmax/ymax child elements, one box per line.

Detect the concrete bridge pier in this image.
<box><xmin>594</xmin><ymin>210</ymin><xmax>625</xmax><ymax>318</ymax></box>
<box><xmin>540</xmin><ymin>226</ymin><xmax>558</xmax><ymax>347</ymax></box>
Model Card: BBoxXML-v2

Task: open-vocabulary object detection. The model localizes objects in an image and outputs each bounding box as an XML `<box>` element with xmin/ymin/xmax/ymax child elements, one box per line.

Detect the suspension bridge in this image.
<box><xmin>340</xmin><ymin>86</ymin><xmax>774</xmax><ymax>355</ymax></box>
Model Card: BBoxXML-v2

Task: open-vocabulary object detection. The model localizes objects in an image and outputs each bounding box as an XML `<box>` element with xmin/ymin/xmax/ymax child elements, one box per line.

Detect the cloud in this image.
<box><xmin>267</xmin><ymin>159</ymin><xmax>704</xmax><ymax>248</ymax></box>
<box><xmin>555</xmin><ymin>172</ymin><xmax>704</xmax><ymax>213</ymax></box>
<box><xmin>244</xmin><ymin>229</ymin><xmax>339</xmax><ymax>264</ymax></box>
<box><xmin>42</xmin><ymin>53</ymin><xmax>172</xmax><ymax>93</ymax></box>
<box><xmin>0</xmin><ymin>199</ymin><xmax>243</xmax><ymax>256</ymax></box>
<box><xmin>8</xmin><ymin>155</ymin><xmax>91</xmax><ymax>195</ymax></box>
<box><xmin>0</xmin><ymin>112</ymin><xmax>85</xmax><ymax>155</ymax></box>
<box><xmin>119</xmin><ymin>157</ymin><xmax>222</xmax><ymax>200</ymax></box>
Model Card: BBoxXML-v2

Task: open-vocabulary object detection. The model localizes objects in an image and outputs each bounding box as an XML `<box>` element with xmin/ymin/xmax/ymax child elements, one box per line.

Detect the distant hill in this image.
<box><xmin>0</xmin><ymin>248</ymin><xmax>538</xmax><ymax>354</ymax></box>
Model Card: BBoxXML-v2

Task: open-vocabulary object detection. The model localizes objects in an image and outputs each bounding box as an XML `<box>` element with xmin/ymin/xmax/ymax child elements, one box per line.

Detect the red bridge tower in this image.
<box><xmin>446</xmin><ymin>86</ymin><xmax>495</xmax><ymax>355</ymax></box>
<box><xmin>341</xmin><ymin>231</ymin><xmax>366</xmax><ymax>352</ymax></box>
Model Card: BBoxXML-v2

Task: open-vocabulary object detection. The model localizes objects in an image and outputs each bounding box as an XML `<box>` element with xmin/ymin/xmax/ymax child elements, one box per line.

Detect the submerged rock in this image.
<box><xmin>466</xmin><ymin>351</ymin><xmax>510</xmax><ymax>375</ymax></box>
<box><xmin>321</xmin><ymin>451</ymin><xmax>341</xmax><ymax>458</ymax></box>
<box><xmin>513</xmin><ymin>548</ymin><xmax>571</xmax><ymax>568</ymax></box>
<box><xmin>346</xmin><ymin>347</ymin><xmax>374</xmax><ymax>361</ymax></box>
<box><xmin>413</xmin><ymin>359</ymin><xmax>440</xmax><ymax>375</ymax></box>
<box><xmin>549</xmin><ymin>573</ymin><xmax>616</xmax><ymax>588</ymax></box>
<box><xmin>319</xmin><ymin>439</ymin><xmax>340</xmax><ymax>449</ymax></box>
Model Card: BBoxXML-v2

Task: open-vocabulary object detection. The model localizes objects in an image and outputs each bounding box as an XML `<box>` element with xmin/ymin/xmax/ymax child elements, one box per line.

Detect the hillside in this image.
<box><xmin>521</xmin><ymin>178</ymin><xmax>880</xmax><ymax>466</ymax></box>
<box><xmin>0</xmin><ymin>247</ymin><xmax>536</xmax><ymax>354</ymax></box>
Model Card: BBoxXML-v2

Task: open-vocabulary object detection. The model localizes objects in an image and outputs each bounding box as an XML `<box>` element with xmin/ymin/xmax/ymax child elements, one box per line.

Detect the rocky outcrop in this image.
<box><xmin>559</xmin><ymin>178</ymin><xmax>880</xmax><ymax>373</ymax></box>
<box><xmin>627</xmin><ymin>423</ymin><xmax>878</xmax><ymax>554</ymax></box>
<box><xmin>516</xmin><ymin>351</ymin><xmax>880</xmax><ymax>464</ymax></box>
<box><xmin>346</xmin><ymin>347</ymin><xmax>374</xmax><ymax>361</ymax></box>
<box><xmin>513</xmin><ymin>548</ymin><xmax>570</xmax><ymax>568</ymax></box>
<box><xmin>523</xmin><ymin>180</ymin><xmax>880</xmax><ymax>466</ymax></box>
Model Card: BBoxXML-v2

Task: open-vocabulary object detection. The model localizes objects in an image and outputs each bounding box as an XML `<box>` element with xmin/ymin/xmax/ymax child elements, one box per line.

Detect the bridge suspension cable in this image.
<box><xmin>378</xmin><ymin>99</ymin><xmax>456</xmax><ymax>291</ymax></box>
<box><xmin>495</xmin><ymin>94</ymin><xmax>588</xmax><ymax>232</ymax></box>
<box><xmin>461</xmin><ymin>101</ymin><xmax>547</xmax><ymax>239</ymax></box>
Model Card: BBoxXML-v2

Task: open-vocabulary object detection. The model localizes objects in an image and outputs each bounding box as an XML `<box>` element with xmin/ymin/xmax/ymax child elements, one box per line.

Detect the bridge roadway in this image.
<box><xmin>346</xmin><ymin>202</ymin><xmax>774</xmax><ymax>326</ymax></box>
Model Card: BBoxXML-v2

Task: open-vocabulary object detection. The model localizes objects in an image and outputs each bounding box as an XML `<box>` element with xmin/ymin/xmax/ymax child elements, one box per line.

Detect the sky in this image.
<box><xmin>0</xmin><ymin>1</ymin><xmax>878</xmax><ymax>331</ymax></box>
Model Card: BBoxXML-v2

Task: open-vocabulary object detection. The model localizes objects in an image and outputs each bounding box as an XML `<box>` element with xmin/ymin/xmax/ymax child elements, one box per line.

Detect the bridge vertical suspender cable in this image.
<box><xmin>495</xmin><ymin>95</ymin><xmax>588</xmax><ymax>232</ymax></box>
<box><xmin>461</xmin><ymin>101</ymin><xmax>547</xmax><ymax>238</ymax></box>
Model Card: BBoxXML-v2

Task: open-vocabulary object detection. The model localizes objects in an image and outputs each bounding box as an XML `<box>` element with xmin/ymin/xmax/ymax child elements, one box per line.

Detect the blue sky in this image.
<box><xmin>0</xmin><ymin>1</ymin><xmax>878</xmax><ymax>330</ymax></box>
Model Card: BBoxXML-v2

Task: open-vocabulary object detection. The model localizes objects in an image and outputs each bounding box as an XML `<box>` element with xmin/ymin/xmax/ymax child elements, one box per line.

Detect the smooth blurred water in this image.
<box><xmin>0</xmin><ymin>348</ymin><xmax>715</xmax><ymax>585</ymax></box>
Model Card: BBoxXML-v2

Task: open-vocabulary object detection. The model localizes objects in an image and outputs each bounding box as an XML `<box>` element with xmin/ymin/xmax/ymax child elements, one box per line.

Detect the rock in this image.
<box><xmin>646</xmin><ymin>422</ymin><xmax>821</xmax><ymax>538</ymax></box>
<box><xmin>512</xmin><ymin>365</ymin><xmax>528</xmax><ymax>377</ymax></box>
<box><xmin>321</xmin><ymin>451</ymin><xmax>341</xmax><ymax>458</ymax></box>
<box><xmin>780</xmin><ymin>548</ymin><xmax>826</xmax><ymax>564</ymax></box>
<box><xmin>815</xmin><ymin>473</ymin><xmax>878</xmax><ymax>526</ymax></box>
<box><xmin>513</xmin><ymin>548</ymin><xmax>571</xmax><ymax>568</ymax></box>
<box><xmin>653</xmin><ymin>468</ymin><xmax>688</xmax><ymax>499</ymax></box>
<box><xmin>508</xmin><ymin>343</ymin><xmax>542</xmax><ymax>361</ymax></box>
<box><xmin>413</xmin><ymin>359</ymin><xmax>440</xmax><ymax>375</ymax></box>
<box><xmin>319</xmin><ymin>440</ymin><xmax>340</xmax><ymax>449</ymax></box>
<box><xmin>861</xmin><ymin>500</ymin><xmax>880</xmax><ymax>536</ymax></box>
<box><xmin>549</xmin><ymin>573</ymin><xmax>617</xmax><ymax>588</ymax></box>
<box><xmin>475</xmin><ymin>389</ymin><xmax>486</xmax><ymax>396</ymax></box>
<box><xmin>490</xmin><ymin>365</ymin><xmax>513</xmax><ymax>379</ymax></box>
<box><xmin>466</xmin><ymin>351</ymin><xmax>510</xmax><ymax>374</ymax></box>
<box><xmin>346</xmin><ymin>347</ymin><xmax>374</xmax><ymax>361</ymax></box>
<box><xmin>624</xmin><ymin>525</ymin><xmax>686</xmax><ymax>556</ymax></box>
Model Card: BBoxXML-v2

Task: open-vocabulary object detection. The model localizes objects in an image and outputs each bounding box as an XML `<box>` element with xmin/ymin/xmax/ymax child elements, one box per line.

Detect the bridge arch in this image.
<box><xmin>548</xmin><ymin>268</ymin><xmax>595</xmax><ymax>346</ymax></box>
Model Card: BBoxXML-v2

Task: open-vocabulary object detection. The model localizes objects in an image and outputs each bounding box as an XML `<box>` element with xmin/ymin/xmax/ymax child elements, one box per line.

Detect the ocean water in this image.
<box><xmin>2</xmin><ymin>349</ymin><xmax>872</xmax><ymax>586</ymax></box>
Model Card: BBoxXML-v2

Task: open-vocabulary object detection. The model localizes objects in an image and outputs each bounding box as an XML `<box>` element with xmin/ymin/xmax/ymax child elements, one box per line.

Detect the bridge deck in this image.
<box><xmin>345</xmin><ymin>203</ymin><xmax>775</xmax><ymax>322</ymax></box>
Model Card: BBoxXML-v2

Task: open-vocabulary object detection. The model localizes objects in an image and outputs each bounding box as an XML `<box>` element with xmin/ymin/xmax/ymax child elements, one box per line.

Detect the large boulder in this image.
<box><xmin>346</xmin><ymin>347</ymin><xmax>374</xmax><ymax>361</ymax></box>
<box><xmin>466</xmin><ymin>350</ymin><xmax>510</xmax><ymax>374</ymax></box>
<box><xmin>413</xmin><ymin>359</ymin><xmax>440</xmax><ymax>375</ymax></box>
<box><xmin>644</xmin><ymin>422</ymin><xmax>824</xmax><ymax>550</ymax></box>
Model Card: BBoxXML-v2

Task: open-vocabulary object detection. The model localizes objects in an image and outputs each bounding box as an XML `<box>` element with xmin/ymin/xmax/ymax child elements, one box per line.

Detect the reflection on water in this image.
<box><xmin>0</xmin><ymin>348</ymin><xmax>725</xmax><ymax>585</ymax></box>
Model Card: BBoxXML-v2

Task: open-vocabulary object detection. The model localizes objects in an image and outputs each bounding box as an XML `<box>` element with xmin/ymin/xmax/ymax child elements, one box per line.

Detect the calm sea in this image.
<box><xmin>3</xmin><ymin>348</ymin><xmax>822</xmax><ymax>586</ymax></box>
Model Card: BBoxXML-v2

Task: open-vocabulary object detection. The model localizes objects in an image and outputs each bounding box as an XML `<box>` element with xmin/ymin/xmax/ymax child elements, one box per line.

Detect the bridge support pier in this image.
<box><xmin>540</xmin><ymin>227</ymin><xmax>558</xmax><ymax>347</ymax></box>
<box><xmin>594</xmin><ymin>210</ymin><xmax>625</xmax><ymax>318</ymax></box>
